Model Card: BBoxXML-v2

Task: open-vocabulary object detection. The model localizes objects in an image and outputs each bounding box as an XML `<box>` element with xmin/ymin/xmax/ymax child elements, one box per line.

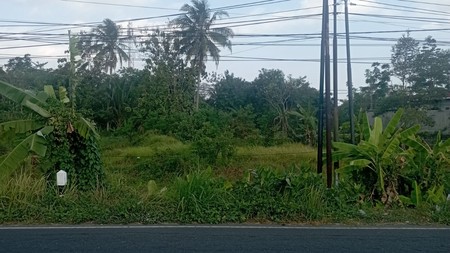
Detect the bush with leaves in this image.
<box><xmin>191</xmin><ymin>122</ymin><xmax>236</xmax><ymax>166</ymax></box>
<box><xmin>334</xmin><ymin>108</ymin><xmax>450</xmax><ymax>206</ymax></box>
<box><xmin>0</xmin><ymin>80</ymin><xmax>104</xmax><ymax>190</ymax></box>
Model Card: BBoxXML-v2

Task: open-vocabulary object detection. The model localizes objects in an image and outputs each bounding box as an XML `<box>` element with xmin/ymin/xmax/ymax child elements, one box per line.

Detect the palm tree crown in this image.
<box><xmin>171</xmin><ymin>0</ymin><xmax>233</xmax><ymax>110</ymax></box>
<box><xmin>172</xmin><ymin>0</ymin><xmax>234</xmax><ymax>73</ymax></box>
<box><xmin>91</xmin><ymin>19</ymin><xmax>130</xmax><ymax>74</ymax></box>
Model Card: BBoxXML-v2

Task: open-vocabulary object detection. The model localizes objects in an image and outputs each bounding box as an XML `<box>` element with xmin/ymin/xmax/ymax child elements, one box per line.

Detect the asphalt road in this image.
<box><xmin>0</xmin><ymin>225</ymin><xmax>449</xmax><ymax>252</ymax></box>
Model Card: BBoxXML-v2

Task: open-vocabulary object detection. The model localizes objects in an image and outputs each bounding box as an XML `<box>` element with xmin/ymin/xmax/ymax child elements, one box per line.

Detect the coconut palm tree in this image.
<box><xmin>90</xmin><ymin>18</ymin><xmax>130</xmax><ymax>74</ymax></box>
<box><xmin>171</xmin><ymin>0</ymin><xmax>234</xmax><ymax>110</ymax></box>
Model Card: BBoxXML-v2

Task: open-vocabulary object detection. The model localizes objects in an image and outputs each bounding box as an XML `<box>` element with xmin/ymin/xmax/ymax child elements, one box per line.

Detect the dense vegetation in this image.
<box><xmin>0</xmin><ymin>0</ymin><xmax>449</xmax><ymax>224</ymax></box>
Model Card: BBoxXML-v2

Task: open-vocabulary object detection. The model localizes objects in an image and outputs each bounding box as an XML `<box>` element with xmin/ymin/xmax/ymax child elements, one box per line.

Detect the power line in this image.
<box><xmin>392</xmin><ymin>0</ymin><xmax>450</xmax><ymax>9</ymax></box>
<box><xmin>214</xmin><ymin>0</ymin><xmax>291</xmax><ymax>11</ymax></box>
<box><xmin>217</xmin><ymin>6</ymin><xmax>323</xmax><ymax>21</ymax></box>
<box><xmin>358</xmin><ymin>0</ymin><xmax>450</xmax><ymax>16</ymax></box>
<box><xmin>0</xmin><ymin>43</ymin><xmax>67</xmax><ymax>50</ymax></box>
<box><xmin>233</xmin><ymin>27</ymin><xmax>450</xmax><ymax>37</ymax></box>
<box><xmin>221</xmin><ymin>55</ymin><xmax>389</xmax><ymax>61</ymax></box>
<box><xmin>213</xmin><ymin>13</ymin><xmax>322</xmax><ymax>28</ymax></box>
<box><xmin>60</xmin><ymin>0</ymin><xmax>178</xmax><ymax>10</ymax></box>
<box><xmin>349</xmin><ymin>13</ymin><xmax>450</xmax><ymax>25</ymax></box>
<box><xmin>354</xmin><ymin>3</ymin><xmax>450</xmax><ymax>19</ymax></box>
<box><xmin>60</xmin><ymin>0</ymin><xmax>291</xmax><ymax>12</ymax></box>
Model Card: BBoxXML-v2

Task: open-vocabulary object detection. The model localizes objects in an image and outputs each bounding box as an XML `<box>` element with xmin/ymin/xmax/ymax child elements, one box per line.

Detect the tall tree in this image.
<box><xmin>391</xmin><ymin>33</ymin><xmax>419</xmax><ymax>88</ymax></box>
<box><xmin>362</xmin><ymin>62</ymin><xmax>391</xmax><ymax>110</ymax></box>
<box><xmin>85</xmin><ymin>19</ymin><xmax>130</xmax><ymax>74</ymax></box>
<box><xmin>171</xmin><ymin>0</ymin><xmax>234</xmax><ymax>111</ymax></box>
<box><xmin>140</xmin><ymin>29</ymin><xmax>196</xmax><ymax>114</ymax></box>
<box><xmin>253</xmin><ymin>69</ymin><xmax>309</xmax><ymax>141</ymax></box>
<box><xmin>409</xmin><ymin>36</ymin><xmax>450</xmax><ymax>91</ymax></box>
<box><xmin>2</xmin><ymin>54</ymin><xmax>48</xmax><ymax>90</ymax></box>
<box><xmin>208</xmin><ymin>71</ymin><xmax>254</xmax><ymax>111</ymax></box>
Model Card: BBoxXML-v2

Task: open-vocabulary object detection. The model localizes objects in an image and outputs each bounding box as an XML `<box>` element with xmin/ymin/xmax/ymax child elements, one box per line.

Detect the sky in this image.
<box><xmin>1</xmin><ymin>0</ymin><xmax>450</xmax><ymax>99</ymax></box>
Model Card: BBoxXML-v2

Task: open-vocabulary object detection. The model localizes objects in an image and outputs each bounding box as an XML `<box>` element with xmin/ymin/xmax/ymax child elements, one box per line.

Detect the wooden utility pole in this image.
<box><xmin>344</xmin><ymin>0</ymin><xmax>355</xmax><ymax>144</ymax></box>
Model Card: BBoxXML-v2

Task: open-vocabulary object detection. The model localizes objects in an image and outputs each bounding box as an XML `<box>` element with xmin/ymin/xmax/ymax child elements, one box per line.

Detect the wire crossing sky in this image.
<box><xmin>1</xmin><ymin>0</ymin><xmax>449</xmax><ymax>93</ymax></box>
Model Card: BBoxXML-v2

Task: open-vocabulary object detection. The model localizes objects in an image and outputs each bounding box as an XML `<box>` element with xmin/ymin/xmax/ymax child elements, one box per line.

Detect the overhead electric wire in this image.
<box><xmin>2</xmin><ymin>27</ymin><xmax>450</xmax><ymax>48</ymax></box>
<box><xmin>59</xmin><ymin>0</ymin><xmax>178</xmax><ymax>10</ymax></box>
<box><xmin>393</xmin><ymin>0</ymin><xmax>450</xmax><ymax>8</ymax></box>
<box><xmin>349</xmin><ymin>13</ymin><xmax>450</xmax><ymax>25</ymax></box>
<box><xmin>60</xmin><ymin>0</ymin><xmax>291</xmax><ymax>12</ymax></box>
<box><xmin>0</xmin><ymin>42</ymin><xmax>68</xmax><ymax>50</ymax></box>
<box><xmin>234</xmin><ymin>27</ymin><xmax>450</xmax><ymax>38</ymax></box>
<box><xmin>19</xmin><ymin>1</ymin><xmax>295</xmax><ymax>33</ymax></box>
<box><xmin>1</xmin><ymin>0</ymin><xmax>449</xmax><ymax>67</ymax></box>
<box><xmin>215</xmin><ymin>5</ymin><xmax>323</xmax><ymax>21</ymax></box>
<box><xmin>354</xmin><ymin>3</ymin><xmax>450</xmax><ymax>19</ymax></box>
<box><xmin>213</xmin><ymin>13</ymin><xmax>322</xmax><ymax>28</ymax></box>
<box><xmin>358</xmin><ymin>0</ymin><xmax>450</xmax><ymax>16</ymax></box>
<box><xmin>214</xmin><ymin>0</ymin><xmax>291</xmax><ymax>11</ymax></box>
<box><xmin>219</xmin><ymin>55</ymin><xmax>390</xmax><ymax>64</ymax></box>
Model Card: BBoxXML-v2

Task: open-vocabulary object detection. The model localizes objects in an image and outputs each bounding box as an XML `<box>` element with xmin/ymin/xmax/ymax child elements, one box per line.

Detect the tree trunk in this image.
<box><xmin>195</xmin><ymin>68</ymin><xmax>201</xmax><ymax>111</ymax></box>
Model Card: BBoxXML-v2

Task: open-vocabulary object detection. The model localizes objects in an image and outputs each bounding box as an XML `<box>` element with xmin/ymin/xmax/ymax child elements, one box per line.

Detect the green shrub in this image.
<box><xmin>227</xmin><ymin>167</ymin><xmax>330</xmax><ymax>222</ymax></box>
<box><xmin>192</xmin><ymin>134</ymin><xmax>236</xmax><ymax>166</ymax></box>
<box><xmin>136</xmin><ymin>148</ymin><xmax>197</xmax><ymax>180</ymax></box>
<box><xmin>170</xmin><ymin>168</ymin><xmax>227</xmax><ymax>223</ymax></box>
<box><xmin>191</xmin><ymin>121</ymin><xmax>236</xmax><ymax>166</ymax></box>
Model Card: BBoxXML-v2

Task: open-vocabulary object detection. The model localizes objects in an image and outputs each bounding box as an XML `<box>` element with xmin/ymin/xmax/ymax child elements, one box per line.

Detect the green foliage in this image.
<box><xmin>334</xmin><ymin>109</ymin><xmax>420</xmax><ymax>204</ymax></box>
<box><xmin>171</xmin><ymin>168</ymin><xmax>227</xmax><ymax>223</ymax></box>
<box><xmin>1</xmin><ymin>54</ymin><xmax>50</xmax><ymax>91</ymax></box>
<box><xmin>169</xmin><ymin>166</ymin><xmax>333</xmax><ymax>223</ymax></box>
<box><xmin>229</xmin><ymin>167</ymin><xmax>328</xmax><ymax>221</ymax></box>
<box><xmin>432</xmin><ymin>201</ymin><xmax>450</xmax><ymax>225</ymax></box>
<box><xmin>228</xmin><ymin>106</ymin><xmax>262</xmax><ymax>145</ymax></box>
<box><xmin>78</xmin><ymin>19</ymin><xmax>130</xmax><ymax>74</ymax></box>
<box><xmin>0</xmin><ymin>169</ymin><xmax>172</xmax><ymax>224</ymax></box>
<box><xmin>192</xmin><ymin>124</ymin><xmax>236</xmax><ymax>166</ymax></box>
<box><xmin>335</xmin><ymin>109</ymin><xmax>450</xmax><ymax>208</ymax></box>
<box><xmin>135</xmin><ymin>148</ymin><xmax>196</xmax><ymax>181</ymax></box>
<box><xmin>0</xmin><ymin>81</ymin><xmax>104</xmax><ymax>190</ymax></box>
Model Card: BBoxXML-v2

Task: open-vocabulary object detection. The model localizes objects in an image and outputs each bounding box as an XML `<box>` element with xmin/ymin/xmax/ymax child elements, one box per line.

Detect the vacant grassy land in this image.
<box><xmin>0</xmin><ymin>133</ymin><xmax>449</xmax><ymax>225</ymax></box>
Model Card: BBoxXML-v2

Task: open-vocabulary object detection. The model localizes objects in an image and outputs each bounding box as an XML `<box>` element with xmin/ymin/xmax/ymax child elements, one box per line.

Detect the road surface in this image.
<box><xmin>0</xmin><ymin>225</ymin><xmax>449</xmax><ymax>252</ymax></box>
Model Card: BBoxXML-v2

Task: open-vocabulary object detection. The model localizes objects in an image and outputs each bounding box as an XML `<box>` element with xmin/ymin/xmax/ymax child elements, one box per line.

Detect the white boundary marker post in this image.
<box><xmin>56</xmin><ymin>170</ymin><xmax>67</xmax><ymax>196</ymax></box>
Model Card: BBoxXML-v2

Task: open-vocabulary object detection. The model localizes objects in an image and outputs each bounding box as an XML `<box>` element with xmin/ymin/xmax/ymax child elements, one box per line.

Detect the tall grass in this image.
<box><xmin>171</xmin><ymin>168</ymin><xmax>227</xmax><ymax>223</ymax></box>
<box><xmin>0</xmin><ymin>169</ymin><xmax>46</xmax><ymax>222</ymax></box>
<box><xmin>235</xmin><ymin>143</ymin><xmax>316</xmax><ymax>169</ymax></box>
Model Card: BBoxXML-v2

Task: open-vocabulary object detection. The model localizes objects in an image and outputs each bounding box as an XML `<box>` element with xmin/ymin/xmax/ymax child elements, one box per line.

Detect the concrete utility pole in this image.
<box><xmin>317</xmin><ymin>0</ymin><xmax>326</xmax><ymax>175</ymax></box>
<box><xmin>127</xmin><ymin>22</ymin><xmax>134</xmax><ymax>68</ymax></box>
<box><xmin>333</xmin><ymin>0</ymin><xmax>339</xmax><ymax>176</ymax></box>
<box><xmin>318</xmin><ymin>0</ymin><xmax>333</xmax><ymax>188</ymax></box>
<box><xmin>324</xmin><ymin>1</ymin><xmax>333</xmax><ymax>189</ymax></box>
<box><xmin>344</xmin><ymin>0</ymin><xmax>355</xmax><ymax>144</ymax></box>
<box><xmin>68</xmin><ymin>30</ymin><xmax>76</xmax><ymax>114</ymax></box>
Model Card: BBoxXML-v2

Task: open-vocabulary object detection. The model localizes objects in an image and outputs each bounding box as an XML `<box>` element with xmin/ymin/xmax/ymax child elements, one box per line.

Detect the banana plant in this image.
<box><xmin>333</xmin><ymin>108</ymin><xmax>420</xmax><ymax>203</ymax></box>
<box><xmin>0</xmin><ymin>80</ymin><xmax>98</xmax><ymax>181</ymax></box>
<box><xmin>403</xmin><ymin>132</ymin><xmax>450</xmax><ymax>192</ymax></box>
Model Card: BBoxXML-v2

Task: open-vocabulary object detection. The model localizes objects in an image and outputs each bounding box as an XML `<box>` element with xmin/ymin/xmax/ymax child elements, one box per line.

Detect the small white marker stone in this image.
<box><xmin>56</xmin><ymin>170</ymin><xmax>67</xmax><ymax>186</ymax></box>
